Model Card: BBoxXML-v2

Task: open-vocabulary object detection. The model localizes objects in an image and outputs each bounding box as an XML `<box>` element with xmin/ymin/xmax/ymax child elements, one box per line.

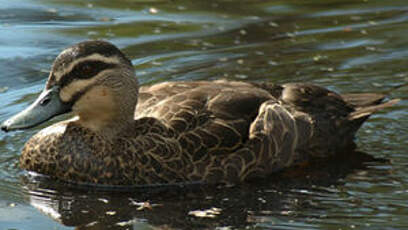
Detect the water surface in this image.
<box><xmin>0</xmin><ymin>0</ymin><xmax>407</xmax><ymax>229</ymax></box>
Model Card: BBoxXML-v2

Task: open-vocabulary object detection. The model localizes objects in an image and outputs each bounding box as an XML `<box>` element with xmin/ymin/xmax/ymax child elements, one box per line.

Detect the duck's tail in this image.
<box><xmin>304</xmin><ymin>92</ymin><xmax>399</xmax><ymax>159</ymax></box>
<box><xmin>331</xmin><ymin>93</ymin><xmax>399</xmax><ymax>155</ymax></box>
<box><xmin>344</xmin><ymin>83</ymin><xmax>406</xmax><ymax>125</ymax></box>
<box><xmin>342</xmin><ymin>93</ymin><xmax>400</xmax><ymax>127</ymax></box>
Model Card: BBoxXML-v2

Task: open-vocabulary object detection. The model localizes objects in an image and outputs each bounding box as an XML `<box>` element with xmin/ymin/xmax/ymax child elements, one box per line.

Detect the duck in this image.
<box><xmin>0</xmin><ymin>40</ymin><xmax>399</xmax><ymax>186</ymax></box>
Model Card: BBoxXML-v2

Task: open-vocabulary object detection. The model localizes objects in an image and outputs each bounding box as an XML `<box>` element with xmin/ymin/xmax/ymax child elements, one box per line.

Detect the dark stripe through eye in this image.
<box><xmin>59</xmin><ymin>61</ymin><xmax>116</xmax><ymax>88</ymax></box>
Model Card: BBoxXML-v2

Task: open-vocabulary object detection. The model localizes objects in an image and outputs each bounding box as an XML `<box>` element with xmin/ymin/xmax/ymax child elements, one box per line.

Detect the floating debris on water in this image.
<box><xmin>85</xmin><ymin>221</ymin><xmax>98</xmax><ymax>227</ymax></box>
<box><xmin>46</xmin><ymin>8</ymin><xmax>57</xmax><ymax>14</ymax></box>
<box><xmin>129</xmin><ymin>199</ymin><xmax>161</xmax><ymax>210</ymax></box>
<box><xmin>268</xmin><ymin>21</ymin><xmax>279</xmax><ymax>27</ymax></box>
<box><xmin>106</xmin><ymin>211</ymin><xmax>116</xmax><ymax>215</ymax></box>
<box><xmin>343</xmin><ymin>27</ymin><xmax>352</xmax><ymax>32</ymax></box>
<box><xmin>268</xmin><ymin>61</ymin><xmax>278</xmax><ymax>66</ymax></box>
<box><xmin>0</xmin><ymin>87</ymin><xmax>8</xmax><ymax>93</ymax></box>
<box><xmin>149</xmin><ymin>8</ymin><xmax>158</xmax><ymax>14</ymax></box>
<box><xmin>99</xmin><ymin>17</ymin><xmax>113</xmax><ymax>22</ymax></box>
<box><xmin>235</xmin><ymin>74</ymin><xmax>248</xmax><ymax>79</ymax></box>
<box><xmin>188</xmin><ymin>207</ymin><xmax>222</xmax><ymax>218</ymax></box>
<box><xmin>313</xmin><ymin>55</ymin><xmax>323</xmax><ymax>62</ymax></box>
<box><xmin>368</xmin><ymin>20</ymin><xmax>377</xmax><ymax>25</ymax></box>
<box><xmin>116</xmin><ymin>219</ymin><xmax>138</xmax><ymax>227</ymax></box>
<box><xmin>97</xmin><ymin>198</ymin><xmax>109</xmax><ymax>204</ymax></box>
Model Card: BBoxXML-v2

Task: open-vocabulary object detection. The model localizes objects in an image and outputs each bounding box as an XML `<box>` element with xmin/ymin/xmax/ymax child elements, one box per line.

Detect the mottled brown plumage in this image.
<box><xmin>2</xmin><ymin>40</ymin><xmax>399</xmax><ymax>186</ymax></box>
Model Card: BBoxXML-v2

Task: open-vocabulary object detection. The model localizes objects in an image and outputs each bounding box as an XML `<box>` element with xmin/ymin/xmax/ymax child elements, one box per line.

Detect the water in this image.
<box><xmin>0</xmin><ymin>0</ymin><xmax>407</xmax><ymax>229</ymax></box>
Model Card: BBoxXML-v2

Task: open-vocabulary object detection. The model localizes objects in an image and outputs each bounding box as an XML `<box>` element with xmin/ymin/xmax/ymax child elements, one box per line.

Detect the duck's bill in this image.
<box><xmin>1</xmin><ymin>86</ymin><xmax>71</xmax><ymax>132</ymax></box>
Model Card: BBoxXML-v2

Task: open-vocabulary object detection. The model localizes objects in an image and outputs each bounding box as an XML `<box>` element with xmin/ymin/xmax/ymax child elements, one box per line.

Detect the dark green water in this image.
<box><xmin>0</xmin><ymin>0</ymin><xmax>407</xmax><ymax>229</ymax></box>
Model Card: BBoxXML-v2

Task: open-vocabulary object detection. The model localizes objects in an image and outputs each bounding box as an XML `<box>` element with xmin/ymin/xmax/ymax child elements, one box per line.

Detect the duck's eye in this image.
<box><xmin>75</xmin><ymin>64</ymin><xmax>93</xmax><ymax>77</ymax></box>
<box><xmin>59</xmin><ymin>61</ymin><xmax>116</xmax><ymax>87</ymax></box>
<box><xmin>70</xmin><ymin>63</ymin><xmax>95</xmax><ymax>79</ymax></box>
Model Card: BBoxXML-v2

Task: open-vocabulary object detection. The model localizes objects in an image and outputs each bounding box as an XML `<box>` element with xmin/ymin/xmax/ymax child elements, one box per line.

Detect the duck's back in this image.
<box><xmin>137</xmin><ymin>80</ymin><xmax>272</xmax><ymax>119</ymax></box>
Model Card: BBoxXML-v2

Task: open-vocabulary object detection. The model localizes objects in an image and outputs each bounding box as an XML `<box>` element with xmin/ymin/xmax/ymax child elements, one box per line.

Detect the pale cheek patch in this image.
<box><xmin>72</xmin><ymin>86</ymin><xmax>116</xmax><ymax>131</ymax></box>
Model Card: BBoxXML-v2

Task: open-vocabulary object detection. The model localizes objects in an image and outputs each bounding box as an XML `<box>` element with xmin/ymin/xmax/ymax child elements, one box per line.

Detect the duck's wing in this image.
<box><xmin>135</xmin><ymin>81</ymin><xmax>283</xmax><ymax>182</ymax></box>
<box><xmin>136</xmin><ymin>80</ymin><xmax>274</xmax><ymax>142</ymax></box>
<box><xmin>137</xmin><ymin>80</ymin><xmax>274</xmax><ymax>122</ymax></box>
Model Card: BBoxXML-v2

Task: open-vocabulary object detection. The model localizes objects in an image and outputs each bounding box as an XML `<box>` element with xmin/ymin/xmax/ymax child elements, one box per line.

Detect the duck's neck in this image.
<box><xmin>76</xmin><ymin>113</ymin><xmax>135</xmax><ymax>140</ymax></box>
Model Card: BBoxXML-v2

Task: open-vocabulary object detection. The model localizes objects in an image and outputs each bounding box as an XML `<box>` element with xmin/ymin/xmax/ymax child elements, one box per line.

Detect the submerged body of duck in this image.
<box><xmin>1</xmin><ymin>41</ymin><xmax>398</xmax><ymax>186</ymax></box>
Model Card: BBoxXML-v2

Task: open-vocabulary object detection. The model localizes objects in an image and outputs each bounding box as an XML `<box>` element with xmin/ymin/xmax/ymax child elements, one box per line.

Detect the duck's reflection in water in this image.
<box><xmin>22</xmin><ymin>151</ymin><xmax>386</xmax><ymax>230</ymax></box>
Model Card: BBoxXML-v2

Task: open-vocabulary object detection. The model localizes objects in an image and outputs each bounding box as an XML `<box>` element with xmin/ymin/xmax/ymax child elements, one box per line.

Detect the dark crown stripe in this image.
<box><xmin>59</xmin><ymin>60</ymin><xmax>117</xmax><ymax>88</ymax></box>
<box><xmin>75</xmin><ymin>40</ymin><xmax>129</xmax><ymax>61</ymax></box>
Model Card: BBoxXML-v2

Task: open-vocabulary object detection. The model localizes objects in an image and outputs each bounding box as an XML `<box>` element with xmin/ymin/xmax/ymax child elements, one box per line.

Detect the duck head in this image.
<box><xmin>1</xmin><ymin>40</ymin><xmax>139</xmax><ymax>136</ymax></box>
